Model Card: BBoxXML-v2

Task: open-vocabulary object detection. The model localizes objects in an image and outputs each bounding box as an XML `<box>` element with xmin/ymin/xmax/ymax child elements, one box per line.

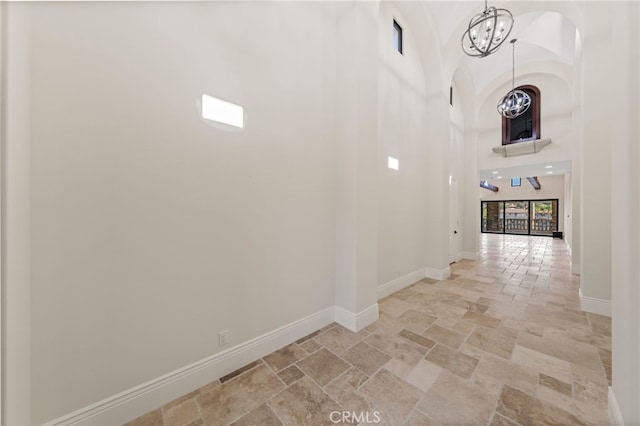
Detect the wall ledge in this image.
<box><xmin>492</xmin><ymin>138</ymin><xmax>552</xmax><ymax>157</ymax></box>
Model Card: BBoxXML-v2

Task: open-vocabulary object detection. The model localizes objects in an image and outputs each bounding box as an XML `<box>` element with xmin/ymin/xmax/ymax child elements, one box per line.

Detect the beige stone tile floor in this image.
<box><xmin>127</xmin><ymin>234</ymin><xmax>611</xmax><ymax>426</ymax></box>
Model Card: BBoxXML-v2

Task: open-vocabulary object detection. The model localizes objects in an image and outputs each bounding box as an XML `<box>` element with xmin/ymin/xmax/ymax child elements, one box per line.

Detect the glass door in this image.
<box><xmin>530</xmin><ymin>200</ymin><xmax>558</xmax><ymax>236</ymax></box>
<box><xmin>481</xmin><ymin>199</ymin><xmax>559</xmax><ymax>236</ymax></box>
<box><xmin>504</xmin><ymin>201</ymin><xmax>529</xmax><ymax>234</ymax></box>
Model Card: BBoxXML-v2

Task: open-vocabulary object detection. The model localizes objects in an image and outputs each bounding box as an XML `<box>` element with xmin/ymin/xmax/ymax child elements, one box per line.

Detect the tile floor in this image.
<box><xmin>128</xmin><ymin>234</ymin><xmax>611</xmax><ymax>426</ymax></box>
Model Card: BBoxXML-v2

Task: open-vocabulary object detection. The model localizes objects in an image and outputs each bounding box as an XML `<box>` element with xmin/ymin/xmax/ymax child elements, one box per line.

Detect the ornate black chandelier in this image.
<box><xmin>497</xmin><ymin>39</ymin><xmax>531</xmax><ymax>119</ymax></box>
<box><xmin>461</xmin><ymin>0</ymin><xmax>514</xmax><ymax>58</ymax></box>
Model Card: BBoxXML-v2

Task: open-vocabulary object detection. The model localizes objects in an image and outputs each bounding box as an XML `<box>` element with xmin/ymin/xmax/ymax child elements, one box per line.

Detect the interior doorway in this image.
<box><xmin>449</xmin><ymin>178</ymin><xmax>460</xmax><ymax>263</ymax></box>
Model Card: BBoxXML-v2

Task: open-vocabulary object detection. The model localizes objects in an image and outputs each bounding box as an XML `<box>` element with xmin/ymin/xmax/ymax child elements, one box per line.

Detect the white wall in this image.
<box><xmin>579</xmin><ymin>2</ymin><xmax>612</xmax><ymax>303</ymax></box>
<box><xmin>563</xmin><ymin>173</ymin><xmax>573</xmax><ymax>255</ymax></box>
<box><xmin>477</xmin><ymin>72</ymin><xmax>576</xmax><ymax>174</ymax></box>
<box><xmin>480</xmin><ymin>174</ymin><xmax>565</xmax><ymax>232</ymax></box>
<box><xmin>448</xmin><ymin>81</ymin><xmax>465</xmax><ymax>261</ymax></box>
<box><xmin>2</xmin><ymin>3</ymin><xmax>32</xmax><ymax>424</ymax></box>
<box><xmin>377</xmin><ymin>2</ymin><xmax>430</xmax><ymax>286</ymax></box>
<box><xmin>610</xmin><ymin>1</ymin><xmax>640</xmax><ymax>423</ymax></box>
<box><xmin>333</xmin><ymin>1</ymin><xmax>379</xmax><ymax>323</ymax></box>
<box><xmin>25</xmin><ymin>2</ymin><xmax>338</xmax><ymax>422</ymax></box>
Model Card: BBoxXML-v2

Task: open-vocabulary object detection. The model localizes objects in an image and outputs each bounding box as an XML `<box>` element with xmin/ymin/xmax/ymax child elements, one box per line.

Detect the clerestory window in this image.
<box><xmin>502</xmin><ymin>85</ymin><xmax>540</xmax><ymax>145</ymax></box>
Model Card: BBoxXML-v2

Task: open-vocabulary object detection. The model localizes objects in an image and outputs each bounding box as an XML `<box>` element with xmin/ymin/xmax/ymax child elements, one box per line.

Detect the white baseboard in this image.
<box><xmin>449</xmin><ymin>252</ymin><xmax>463</xmax><ymax>264</ymax></box>
<box><xmin>43</xmin><ymin>307</ymin><xmax>335</xmax><ymax>426</ymax></box>
<box><xmin>334</xmin><ymin>303</ymin><xmax>379</xmax><ymax>333</ymax></box>
<box><xmin>425</xmin><ymin>266</ymin><xmax>451</xmax><ymax>281</ymax></box>
<box><xmin>461</xmin><ymin>251</ymin><xmax>478</xmax><ymax>261</ymax></box>
<box><xmin>377</xmin><ymin>268</ymin><xmax>425</xmax><ymax>300</ymax></box>
<box><xmin>579</xmin><ymin>288</ymin><xmax>611</xmax><ymax>317</ymax></box>
<box><xmin>608</xmin><ymin>386</ymin><xmax>624</xmax><ymax>425</ymax></box>
<box><xmin>572</xmin><ymin>263</ymin><xmax>581</xmax><ymax>275</ymax></box>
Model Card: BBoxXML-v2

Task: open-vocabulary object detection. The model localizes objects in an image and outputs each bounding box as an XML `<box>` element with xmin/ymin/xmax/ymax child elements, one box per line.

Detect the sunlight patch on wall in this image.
<box><xmin>202</xmin><ymin>94</ymin><xmax>244</xmax><ymax>128</ymax></box>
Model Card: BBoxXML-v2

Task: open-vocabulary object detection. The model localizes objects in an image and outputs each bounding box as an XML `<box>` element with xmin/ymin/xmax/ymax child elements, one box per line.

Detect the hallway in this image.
<box><xmin>129</xmin><ymin>235</ymin><xmax>611</xmax><ymax>425</ymax></box>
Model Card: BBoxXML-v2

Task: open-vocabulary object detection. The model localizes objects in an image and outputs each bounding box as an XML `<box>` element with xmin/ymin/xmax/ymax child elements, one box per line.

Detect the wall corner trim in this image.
<box><xmin>579</xmin><ymin>288</ymin><xmax>611</xmax><ymax>317</ymax></box>
<box><xmin>377</xmin><ymin>268</ymin><xmax>425</xmax><ymax>300</ymax></box>
<box><xmin>334</xmin><ymin>303</ymin><xmax>379</xmax><ymax>333</ymax></box>
<box><xmin>425</xmin><ymin>266</ymin><xmax>451</xmax><ymax>281</ymax></box>
<box><xmin>608</xmin><ymin>386</ymin><xmax>624</xmax><ymax>426</ymax></box>
<box><xmin>41</xmin><ymin>307</ymin><xmax>335</xmax><ymax>426</ymax></box>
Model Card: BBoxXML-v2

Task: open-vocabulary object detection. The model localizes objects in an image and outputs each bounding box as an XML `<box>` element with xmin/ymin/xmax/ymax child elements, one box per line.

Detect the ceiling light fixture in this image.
<box><xmin>497</xmin><ymin>39</ymin><xmax>531</xmax><ymax>119</ymax></box>
<box><xmin>461</xmin><ymin>0</ymin><xmax>513</xmax><ymax>58</ymax></box>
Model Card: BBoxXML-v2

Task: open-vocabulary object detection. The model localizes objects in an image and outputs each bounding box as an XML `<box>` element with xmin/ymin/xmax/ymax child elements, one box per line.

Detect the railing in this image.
<box><xmin>482</xmin><ymin>219</ymin><xmax>555</xmax><ymax>234</ymax></box>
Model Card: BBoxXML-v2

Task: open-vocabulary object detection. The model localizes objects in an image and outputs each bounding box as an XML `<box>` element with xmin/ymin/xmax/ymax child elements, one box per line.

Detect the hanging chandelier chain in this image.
<box><xmin>512</xmin><ymin>41</ymin><xmax>515</xmax><ymax>92</ymax></box>
<box><xmin>498</xmin><ymin>38</ymin><xmax>531</xmax><ymax>119</ymax></box>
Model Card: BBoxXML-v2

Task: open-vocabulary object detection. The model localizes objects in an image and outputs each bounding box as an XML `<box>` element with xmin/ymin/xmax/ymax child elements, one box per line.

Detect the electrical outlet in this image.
<box><xmin>218</xmin><ymin>330</ymin><xmax>229</xmax><ymax>347</ymax></box>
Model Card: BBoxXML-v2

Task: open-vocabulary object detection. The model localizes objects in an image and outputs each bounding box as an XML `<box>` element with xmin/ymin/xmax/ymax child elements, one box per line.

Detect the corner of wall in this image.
<box><xmin>334</xmin><ymin>303</ymin><xmax>379</xmax><ymax>332</ymax></box>
<box><xmin>579</xmin><ymin>288</ymin><xmax>611</xmax><ymax>317</ymax></box>
<box><xmin>425</xmin><ymin>266</ymin><xmax>451</xmax><ymax>281</ymax></box>
<box><xmin>461</xmin><ymin>251</ymin><xmax>479</xmax><ymax>261</ymax></box>
<box><xmin>608</xmin><ymin>387</ymin><xmax>624</xmax><ymax>426</ymax></box>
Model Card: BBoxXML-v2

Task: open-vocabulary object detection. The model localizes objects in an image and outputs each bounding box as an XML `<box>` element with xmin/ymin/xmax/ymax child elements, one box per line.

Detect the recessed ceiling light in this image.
<box><xmin>544</xmin><ymin>165</ymin><xmax>553</xmax><ymax>169</ymax></box>
<box><xmin>492</xmin><ymin>171</ymin><xmax>499</xmax><ymax>174</ymax></box>
<box><xmin>497</xmin><ymin>176</ymin><xmax>502</xmax><ymax>179</ymax></box>
<box><xmin>546</xmin><ymin>171</ymin><xmax>553</xmax><ymax>174</ymax></box>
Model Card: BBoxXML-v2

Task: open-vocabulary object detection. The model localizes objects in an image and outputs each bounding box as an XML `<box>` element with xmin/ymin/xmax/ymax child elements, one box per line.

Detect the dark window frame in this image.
<box><xmin>502</xmin><ymin>85</ymin><xmax>541</xmax><ymax>146</ymax></box>
<box><xmin>393</xmin><ymin>20</ymin><xmax>403</xmax><ymax>54</ymax></box>
<box><xmin>480</xmin><ymin>198</ymin><xmax>559</xmax><ymax>236</ymax></box>
<box><xmin>511</xmin><ymin>178</ymin><xmax>521</xmax><ymax>187</ymax></box>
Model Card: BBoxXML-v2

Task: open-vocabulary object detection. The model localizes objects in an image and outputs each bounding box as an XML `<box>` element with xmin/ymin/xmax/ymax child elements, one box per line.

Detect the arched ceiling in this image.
<box><xmin>423</xmin><ymin>1</ymin><xmax>578</xmax><ymax>94</ymax></box>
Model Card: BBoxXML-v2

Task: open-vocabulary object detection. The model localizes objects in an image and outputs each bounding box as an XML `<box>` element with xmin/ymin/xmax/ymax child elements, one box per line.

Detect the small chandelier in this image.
<box><xmin>497</xmin><ymin>39</ymin><xmax>531</xmax><ymax>119</ymax></box>
<box><xmin>461</xmin><ymin>0</ymin><xmax>514</xmax><ymax>58</ymax></box>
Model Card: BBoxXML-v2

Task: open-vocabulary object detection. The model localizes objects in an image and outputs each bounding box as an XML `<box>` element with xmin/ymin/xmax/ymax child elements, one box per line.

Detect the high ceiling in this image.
<box><xmin>422</xmin><ymin>2</ymin><xmax>579</xmax><ymax>180</ymax></box>
<box><xmin>423</xmin><ymin>1</ymin><xmax>578</xmax><ymax>94</ymax></box>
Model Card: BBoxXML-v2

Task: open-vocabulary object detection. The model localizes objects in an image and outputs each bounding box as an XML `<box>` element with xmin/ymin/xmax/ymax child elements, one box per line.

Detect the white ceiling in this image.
<box><xmin>479</xmin><ymin>160</ymin><xmax>572</xmax><ymax>181</ymax></box>
<box><xmin>424</xmin><ymin>2</ymin><xmax>577</xmax><ymax>93</ymax></box>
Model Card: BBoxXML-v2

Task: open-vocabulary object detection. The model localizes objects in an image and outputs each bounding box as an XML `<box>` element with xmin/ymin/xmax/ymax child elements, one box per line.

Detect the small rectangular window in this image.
<box><xmin>511</xmin><ymin>178</ymin><xmax>522</xmax><ymax>187</ymax></box>
<box><xmin>393</xmin><ymin>20</ymin><xmax>403</xmax><ymax>54</ymax></box>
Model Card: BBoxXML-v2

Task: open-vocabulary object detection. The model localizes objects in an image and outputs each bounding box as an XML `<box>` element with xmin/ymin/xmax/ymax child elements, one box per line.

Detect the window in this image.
<box><xmin>393</xmin><ymin>20</ymin><xmax>403</xmax><ymax>54</ymax></box>
<box><xmin>502</xmin><ymin>85</ymin><xmax>540</xmax><ymax>145</ymax></box>
<box><xmin>511</xmin><ymin>178</ymin><xmax>521</xmax><ymax>187</ymax></box>
<box><xmin>481</xmin><ymin>199</ymin><xmax>558</xmax><ymax>236</ymax></box>
<box><xmin>450</xmin><ymin>86</ymin><xmax>453</xmax><ymax>106</ymax></box>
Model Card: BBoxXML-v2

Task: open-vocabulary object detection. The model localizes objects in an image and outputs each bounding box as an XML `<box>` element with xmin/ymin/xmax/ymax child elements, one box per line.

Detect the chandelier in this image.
<box><xmin>497</xmin><ymin>39</ymin><xmax>531</xmax><ymax>119</ymax></box>
<box><xmin>461</xmin><ymin>0</ymin><xmax>514</xmax><ymax>58</ymax></box>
